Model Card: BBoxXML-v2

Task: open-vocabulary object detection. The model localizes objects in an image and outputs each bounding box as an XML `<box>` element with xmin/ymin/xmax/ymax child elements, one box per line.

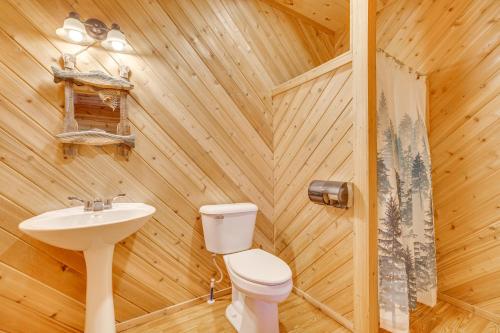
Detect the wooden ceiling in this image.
<box><xmin>268</xmin><ymin>0</ymin><xmax>349</xmax><ymax>32</ymax></box>
<box><xmin>271</xmin><ymin>0</ymin><xmax>498</xmax><ymax>75</ymax></box>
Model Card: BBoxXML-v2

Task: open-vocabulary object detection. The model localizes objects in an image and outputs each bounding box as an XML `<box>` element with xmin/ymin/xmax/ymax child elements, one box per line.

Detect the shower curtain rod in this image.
<box><xmin>377</xmin><ymin>48</ymin><xmax>426</xmax><ymax>79</ymax></box>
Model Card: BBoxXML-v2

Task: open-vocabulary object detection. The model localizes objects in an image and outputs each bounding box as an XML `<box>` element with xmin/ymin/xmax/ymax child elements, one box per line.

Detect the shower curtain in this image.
<box><xmin>377</xmin><ymin>52</ymin><xmax>437</xmax><ymax>333</ymax></box>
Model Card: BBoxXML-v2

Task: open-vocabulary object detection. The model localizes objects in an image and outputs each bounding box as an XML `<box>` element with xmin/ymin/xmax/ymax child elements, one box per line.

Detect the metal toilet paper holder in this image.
<box><xmin>308</xmin><ymin>180</ymin><xmax>353</xmax><ymax>209</ymax></box>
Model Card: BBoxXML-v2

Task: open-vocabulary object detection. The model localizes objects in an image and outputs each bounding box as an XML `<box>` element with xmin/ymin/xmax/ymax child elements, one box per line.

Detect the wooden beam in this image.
<box><xmin>351</xmin><ymin>0</ymin><xmax>378</xmax><ymax>332</ymax></box>
<box><xmin>293</xmin><ymin>287</ymin><xmax>354</xmax><ymax>331</ymax></box>
<box><xmin>271</xmin><ymin>51</ymin><xmax>353</xmax><ymax>96</ymax></box>
<box><xmin>116</xmin><ymin>287</ymin><xmax>232</xmax><ymax>332</ymax></box>
<box><xmin>437</xmin><ymin>293</ymin><xmax>500</xmax><ymax>324</ymax></box>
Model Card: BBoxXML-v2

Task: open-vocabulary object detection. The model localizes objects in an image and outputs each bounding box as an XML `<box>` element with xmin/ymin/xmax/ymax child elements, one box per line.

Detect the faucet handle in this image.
<box><xmin>68</xmin><ymin>196</ymin><xmax>93</xmax><ymax>211</ymax></box>
<box><xmin>104</xmin><ymin>194</ymin><xmax>126</xmax><ymax>209</ymax></box>
<box><xmin>68</xmin><ymin>196</ymin><xmax>84</xmax><ymax>203</ymax></box>
<box><xmin>113</xmin><ymin>193</ymin><xmax>126</xmax><ymax>200</ymax></box>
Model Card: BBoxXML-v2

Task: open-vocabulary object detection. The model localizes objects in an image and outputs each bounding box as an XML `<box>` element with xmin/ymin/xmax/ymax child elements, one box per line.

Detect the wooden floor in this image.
<box><xmin>409</xmin><ymin>301</ymin><xmax>500</xmax><ymax>333</ymax></box>
<box><xmin>124</xmin><ymin>292</ymin><xmax>500</xmax><ymax>333</ymax></box>
<box><xmin>123</xmin><ymin>293</ymin><xmax>349</xmax><ymax>333</ymax></box>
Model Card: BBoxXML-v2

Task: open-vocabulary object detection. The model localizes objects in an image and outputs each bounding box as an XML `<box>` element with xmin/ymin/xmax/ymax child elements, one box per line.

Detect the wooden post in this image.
<box><xmin>117</xmin><ymin>65</ymin><xmax>131</xmax><ymax>159</ymax></box>
<box><xmin>62</xmin><ymin>53</ymin><xmax>78</xmax><ymax>157</ymax></box>
<box><xmin>351</xmin><ymin>0</ymin><xmax>378</xmax><ymax>332</ymax></box>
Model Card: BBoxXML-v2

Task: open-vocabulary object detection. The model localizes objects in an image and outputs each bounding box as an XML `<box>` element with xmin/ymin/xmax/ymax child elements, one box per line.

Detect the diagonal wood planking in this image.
<box><xmin>0</xmin><ymin>0</ymin><xmax>339</xmax><ymax>331</ymax></box>
<box><xmin>273</xmin><ymin>63</ymin><xmax>354</xmax><ymax>323</ymax></box>
<box><xmin>268</xmin><ymin>0</ymin><xmax>350</xmax><ymax>33</ymax></box>
<box><xmin>378</xmin><ymin>0</ymin><xmax>500</xmax><ymax>321</ymax></box>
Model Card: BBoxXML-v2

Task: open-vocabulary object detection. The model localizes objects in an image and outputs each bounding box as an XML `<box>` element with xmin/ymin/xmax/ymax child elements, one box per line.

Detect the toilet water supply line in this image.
<box><xmin>208</xmin><ymin>253</ymin><xmax>224</xmax><ymax>304</ymax></box>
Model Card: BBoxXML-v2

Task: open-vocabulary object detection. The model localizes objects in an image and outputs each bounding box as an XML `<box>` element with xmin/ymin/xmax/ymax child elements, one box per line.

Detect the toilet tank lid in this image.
<box><xmin>199</xmin><ymin>203</ymin><xmax>258</xmax><ymax>215</ymax></box>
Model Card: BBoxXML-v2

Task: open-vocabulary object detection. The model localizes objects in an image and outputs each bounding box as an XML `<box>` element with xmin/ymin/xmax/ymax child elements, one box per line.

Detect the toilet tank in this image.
<box><xmin>199</xmin><ymin>203</ymin><xmax>258</xmax><ymax>254</ymax></box>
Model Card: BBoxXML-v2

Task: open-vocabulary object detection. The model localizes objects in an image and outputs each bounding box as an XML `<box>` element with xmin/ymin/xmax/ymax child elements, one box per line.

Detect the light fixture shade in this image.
<box><xmin>101</xmin><ymin>28</ymin><xmax>131</xmax><ymax>52</ymax></box>
<box><xmin>56</xmin><ymin>17</ymin><xmax>95</xmax><ymax>45</ymax></box>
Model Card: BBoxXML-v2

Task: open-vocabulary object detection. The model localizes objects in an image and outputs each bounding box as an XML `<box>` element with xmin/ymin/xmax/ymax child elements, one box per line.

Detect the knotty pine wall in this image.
<box><xmin>378</xmin><ymin>0</ymin><xmax>500</xmax><ymax>324</ymax></box>
<box><xmin>272</xmin><ymin>0</ymin><xmax>500</xmax><ymax>327</ymax></box>
<box><xmin>428</xmin><ymin>30</ymin><xmax>499</xmax><ymax>321</ymax></box>
<box><xmin>0</xmin><ymin>0</ymin><xmax>339</xmax><ymax>331</ymax></box>
<box><xmin>272</xmin><ymin>62</ymin><xmax>354</xmax><ymax>324</ymax></box>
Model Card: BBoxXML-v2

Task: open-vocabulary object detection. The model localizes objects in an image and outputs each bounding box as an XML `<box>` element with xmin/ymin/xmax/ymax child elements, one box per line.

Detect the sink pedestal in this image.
<box><xmin>84</xmin><ymin>244</ymin><xmax>116</xmax><ymax>333</ymax></box>
<box><xmin>18</xmin><ymin>203</ymin><xmax>156</xmax><ymax>333</ymax></box>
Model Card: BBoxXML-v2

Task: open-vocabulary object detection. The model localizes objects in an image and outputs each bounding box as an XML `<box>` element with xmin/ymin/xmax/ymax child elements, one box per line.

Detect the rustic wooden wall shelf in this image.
<box><xmin>53</xmin><ymin>53</ymin><xmax>135</xmax><ymax>159</ymax></box>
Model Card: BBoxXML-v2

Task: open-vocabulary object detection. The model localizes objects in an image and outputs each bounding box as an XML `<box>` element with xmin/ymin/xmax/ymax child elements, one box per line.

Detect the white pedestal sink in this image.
<box><xmin>19</xmin><ymin>203</ymin><xmax>156</xmax><ymax>333</ymax></box>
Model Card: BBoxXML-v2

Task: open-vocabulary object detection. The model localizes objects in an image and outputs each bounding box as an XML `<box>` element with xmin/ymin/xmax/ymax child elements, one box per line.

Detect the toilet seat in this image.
<box><xmin>226</xmin><ymin>249</ymin><xmax>292</xmax><ymax>286</ymax></box>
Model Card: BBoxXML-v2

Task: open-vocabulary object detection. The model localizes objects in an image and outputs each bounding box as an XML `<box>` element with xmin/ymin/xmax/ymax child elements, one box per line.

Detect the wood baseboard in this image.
<box><xmin>293</xmin><ymin>287</ymin><xmax>354</xmax><ymax>331</ymax></box>
<box><xmin>116</xmin><ymin>287</ymin><xmax>232</xmax><ymax>332</ymax></box>
<box><xmin>438</xmin><ymin>292</ymin><xmax>500</xmax><ymax>324</ymax></box>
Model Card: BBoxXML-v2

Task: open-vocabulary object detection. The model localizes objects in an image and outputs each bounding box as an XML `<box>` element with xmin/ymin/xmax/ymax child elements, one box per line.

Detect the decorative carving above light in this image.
<box><xmin>56</xmin><ymin>12</ymin><xmax>131</xmax><ymax>52</ymax></box>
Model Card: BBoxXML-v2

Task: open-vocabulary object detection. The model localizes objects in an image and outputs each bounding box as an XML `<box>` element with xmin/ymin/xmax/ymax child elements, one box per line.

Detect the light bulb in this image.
<box><xmin>68</xmin><ymin>29</ymin><xmax>84</xmax><ymax>42</ymax></box>
<box><xmin>111</xmin><ymin>40</ymin><xmax>125</xmax><ymax>51</ymax></box>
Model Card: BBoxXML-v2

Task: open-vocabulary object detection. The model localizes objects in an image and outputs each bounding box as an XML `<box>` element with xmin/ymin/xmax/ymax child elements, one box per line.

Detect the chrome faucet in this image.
<box><xmin>68</xmin><ymin>194</ymin><xmax>126</xmax><ymax>212</ymax></box>
<box><xmin>104</xmin><ymin>194</ymin><xmax>126</xmax><ymax>209</ymax></box>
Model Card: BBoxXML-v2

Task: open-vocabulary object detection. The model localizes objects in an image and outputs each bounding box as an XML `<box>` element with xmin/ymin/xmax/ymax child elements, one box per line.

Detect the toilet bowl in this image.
<box><xmin>224</xmin><ymin>249</ymin><xmax>292</xmax><ymax>333</ymax></box>
<box><xmin>199</xmin><ymin>203</ymin><xmax>293</xmax><ymax>333</ymax></box>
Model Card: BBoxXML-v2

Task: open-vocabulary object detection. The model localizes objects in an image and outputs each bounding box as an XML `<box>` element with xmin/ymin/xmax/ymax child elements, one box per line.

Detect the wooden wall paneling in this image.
<box><xmin>59</xmin><ymin>0</ymin><xmax>276</xmax><ymax>205</ymax></box>
<box><xmin>241</xmin><ymin>0</ymin><xmax>306</xmax><ymax>76</ymax></box>
<box><xmin>294</xmin><ymin>21</ymin><xmax>331</xmax><ymax>66</ymax></box>
<box><xmin>107</xmin><ymin>1</ymin><xmax>273</xmax><ymax>206</ymax></box>
<box><xmin>428</xmin><ymin>37</ymin><xmax>499</xmax><ymax>320</ymax></box>
<box><xmin>274</xmin><ymin>91</ymin><xmax>352</xmax><ymax>243</ymax></box>
<box><xmin>272</xmin><ymin>59</ymin><xmax>354</xmax><ymax>330</ymax></box>
<box><xmin>88</xmin><ymin>0</ymin><xmax>278</xmax><ymax>246</ymax></box>
<box><xmin>0</xmin><ymin>294</ymin><xmax>81</xmax><ymax>333</ymax></box>
<box><xmin>0</xmin><ymin>260</ymin><xmax>85</xmax><ymax>331</ymax></box>
<box><xmin>275</xmin><ymin>76</ymin><xmax>351</xmax><ymax>187</ymax></box>
<box><xmin>254</xmin><ymin>0</ymin><xmax>339</xmax><ymax>74</ymax></box>
<box><xmin>137</xmin><ymin>2</ymin><xmax>272</xmax><ymax>163</ymax></box>
<box><xmin>311</xmin><ymin>258</ymin><xmax>353</xmax><ymax>304</ymax></box>
<box><xmin>274</xmin><ymin>66</ymin><xmax>352</xmax><ymax>191</ymax></box>
<box><xmin>150</xmin><ymin>0</ymin><xmax>275</xmax><ymax>150</ymax></box>
<box><xmin>228</xmin><ymin>0</ymin><xmax>339</xmax><ymax>76</ymax></box>
<box><xmin>179</xmin><ymin>0</ymin><xmax>274</xmax><ymax>111</ymax></box>
<box><xmin>14</xmin><ymin>0</ymin><xmax>278</xmax><ymax>246</ymax></box>
<box><xmin>377</xmin><ymin>0</ymin><xmax>499</xmax><ymax>73</ymax></box>
<box><xmin>223</xmin><ymin>1</ymin><xmax>297</xmax><ymax>82</ymax></box>
<box><xmin>0</xmin><ymin>0</ymin><xmax>339</xmax><ymax>331</ymax></box>
<box><xmin>276</xmin><ymin>161</ymin><xmax>352</xmax><ymax>261</ymax></box>
<box><xmin>0</xmin><ymin>130</ymin><xmax>171</xmax><ymax>314</ymax></box>
<box><xmin>272</xmin><ymin>51</ymin><xmax>352</xmax><ymax>96</ymax></box>
<box><xmin>377</xmin><ymin>0</ymin><xmax>500</xmax><ymax>325</ymax></box>
<box><xmin>335</xmin><ymin>29</ymin><xmax>350</xmax><ymax>56</ymax></box>
<box><xmin>0</xmin><ymin>93</ymin><xmax>185</xmax><ymax>312</ymax></box>
<box><xmin>275</xmin><ymin>152</ymin><xmax>353</xmax><ymax>261</ymax></box>
<box><xmin>273</xmin><ymin>75</ymin><xmax>328</xmax><ymax>144</ymax></box>
<box><xmin>0</xmin><ymin>23</ymin><xmax>225</xmax><ymax>300</ymax></box>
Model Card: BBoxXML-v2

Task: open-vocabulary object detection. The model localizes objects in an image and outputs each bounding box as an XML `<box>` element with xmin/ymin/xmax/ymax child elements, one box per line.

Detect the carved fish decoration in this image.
<box><xmin>52</xmin><ymin>66</ymin><xmax>134</xmax><ymax>90</ymax></box>
<box><xmin>56</xmin><ymin>129</ymin><xmax>135</xmax><ymax>147</ymax></box>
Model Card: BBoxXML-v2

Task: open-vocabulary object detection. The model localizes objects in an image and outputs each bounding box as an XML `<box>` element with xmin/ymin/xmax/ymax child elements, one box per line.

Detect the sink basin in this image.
<box><xmin>19</xmin><ymin>203</ymin><xmax>155</xmax><ymax>333</ymax></box>
<box><xmin>19</xmin><ymin>203</ymin><xmax>155</xmax><ymax>251</ymax></box>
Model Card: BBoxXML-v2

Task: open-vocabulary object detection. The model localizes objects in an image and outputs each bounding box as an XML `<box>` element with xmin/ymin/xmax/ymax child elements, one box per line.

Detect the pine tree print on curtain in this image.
<box><xmin>377</xmin><ymin>52</ymin><xmax>437</xmax><ymax>333</ymax></box>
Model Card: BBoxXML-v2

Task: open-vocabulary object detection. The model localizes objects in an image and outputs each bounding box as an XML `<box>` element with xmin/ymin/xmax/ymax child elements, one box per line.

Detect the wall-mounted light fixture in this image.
<box><xmin>56</xmin><ymin>12</ymin><xmax>131</xmax><ymax>52</ymax></box>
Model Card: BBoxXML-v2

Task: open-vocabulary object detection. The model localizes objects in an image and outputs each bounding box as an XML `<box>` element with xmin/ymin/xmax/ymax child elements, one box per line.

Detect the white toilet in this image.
<box><xmin>200</xmin><ymin>203</ymin><xmax>292</xmax><ymax>333</ymax></box>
